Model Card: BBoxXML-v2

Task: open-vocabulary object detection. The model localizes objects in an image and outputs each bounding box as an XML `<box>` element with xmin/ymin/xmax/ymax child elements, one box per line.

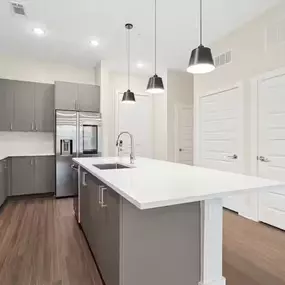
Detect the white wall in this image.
<box><xmin>0</xmin><ymin>132</ymin><xmax>54</xmax><ymax>156</ymax></box>
<box><xmin>97</xmin><ymin>61</ymin><xmax>167</xmax><ymax>159</ymax></box>
<box><xmin>0</xmin><ymin>54</ymin><xmax>96</xmax><ymax>84</ymax></box>
<box><xmin>193</xmin><ymin>1</ymin><xmax>285</xmax><ymax>220</ymax></box>
<box><xmin>167</xmin><ymin>69</ymin><xmax>194</xmax><ymax>162</ymax></box>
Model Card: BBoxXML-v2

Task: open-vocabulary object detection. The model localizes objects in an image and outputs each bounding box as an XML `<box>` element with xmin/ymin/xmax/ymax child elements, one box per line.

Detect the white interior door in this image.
<box><xmin>258</xmin><ymin>71</ymin><xmax>285</xmax><ymax>230</ymax></box>
<box><xmin>199</xmin><ymin>85</ymin><xmax>244</xmax><ymax>212</ymax></box>
<box><xmin>116</xmin><ymin>93</ymin><xmax>153</xmax><ymax>158</ymax></box>
<box><xmin>175</xmin><ymin>105</ymin><xmax>193</xmax><ymax>165</ymax></box>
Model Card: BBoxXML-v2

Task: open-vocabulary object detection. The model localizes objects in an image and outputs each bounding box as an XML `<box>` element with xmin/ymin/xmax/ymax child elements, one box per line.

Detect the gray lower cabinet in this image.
<box><xmin>11</xmin><ymin>157</ymin><xmax>34</xmax><ymax>195</ymax></box>
<box><xmin>11</xmin><ymin>156</ymin><xmax>55</xmax><ymax>196</ymax></box>
<box><xmin>13</xmin><ymin>81</ymin><xmax>35</xmax><ymax>132</ymax></box>
<box><xmin>80</xmin><ymin>170</ymin><xmax>201</xmax><ymax>285</ymax></box>
<box><xmin>0</xmin><ymin>79</ymin><xmax>13</xmax><ymax>131</ymax></box>
<box><xmin>0</xmin><ymin>160</ymin><xmax>6</xmax><ymax>207</ymax></box>
<box><xmin>55</xmin><ymin>81</ymin><xmax>77</xmax><ymax>110</ymax></box>
<box><xmin>34</xmin><ymin>83</ymin><xmax>55</xmax><ymax>132</ymax></box>
<box><xmin>34</xmin><ymin>156</ymin><xmax>55</xmax><ymax>194</ymax></box>
<box><xmin>77</xmin><ymin>84</ymin><xmax>100</xmax><ymax>112</ymax></box>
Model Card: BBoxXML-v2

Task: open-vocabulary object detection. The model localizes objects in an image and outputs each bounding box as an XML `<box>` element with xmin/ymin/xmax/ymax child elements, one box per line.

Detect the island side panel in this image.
<box><xmin>119</xmin><ymin>199</ymin><xmax>201</xmax><ymax>285</ymax></box>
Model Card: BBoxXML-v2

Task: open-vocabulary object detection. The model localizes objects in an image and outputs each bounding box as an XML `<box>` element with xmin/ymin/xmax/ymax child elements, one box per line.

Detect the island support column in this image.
<box><xmin>199</xmin><ymin>198</ymin><xmax>226</xmax><ymax>285</ymax></box>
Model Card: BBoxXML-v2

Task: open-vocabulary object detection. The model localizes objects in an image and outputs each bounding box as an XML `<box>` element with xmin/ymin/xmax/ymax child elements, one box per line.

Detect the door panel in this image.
<box><xmin>258</xmin><ymin>72</ymin><xmax>285</xmax><ymax>230</ymax></box>
<box><xmin>13</xmin><ymin>81</ymin><xmax>35</xmax><ymax>132</ymax></box>
<box><xmin>78</xmin><ymin>84</ymin><xmax>100</xmax><ymax>112</ymax></box>
<box><xmin>11</xmin><ymin>157</ymin><xmax>34</xmax><ymax>196</ymax></box>
<box><xmin>0</xmin><ymin>79</ymin><xmax>14</xmax><ymax>131</ymax></box>
<box><xmin>175</xmin><ymin>105</ymin><xmax>193</xmax><ymax>165</ymax></box>
<box><xmin>0</xmin><ymin>160</ymin><xmax>5</xmax><ymax>207</ymax></box>
<box><xmin>55</xmin><ymin>81</ymin><xmax>77</xmax><ymax>110</ymax></box>
<box><xmin>199</xmin><ymin>86</ymin><xmax>244</xmax><ymax>212</ymax></box>
<box><xmin>34</xmin><ymin>83</ymin><xmax>55</xmax><ymax>132</ymax></box>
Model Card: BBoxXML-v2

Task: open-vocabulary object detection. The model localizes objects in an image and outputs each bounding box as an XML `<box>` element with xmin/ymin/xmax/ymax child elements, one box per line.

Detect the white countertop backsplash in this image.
<box><xmin>73</xmin><ymin>156</ymin><xmax>285</xmax><ymax>210</ymax></box>
<box><xmin>0</xmin><ymin>132</ymin><xmax>55</xmax><ymax>160</ymax></box>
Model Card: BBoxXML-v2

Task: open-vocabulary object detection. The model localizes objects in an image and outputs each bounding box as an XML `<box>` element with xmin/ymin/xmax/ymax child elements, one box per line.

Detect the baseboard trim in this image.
<box><xmin>199</xmin><ymin>277</ymin><xmax>226</xmax><ymax>285</ymax></box>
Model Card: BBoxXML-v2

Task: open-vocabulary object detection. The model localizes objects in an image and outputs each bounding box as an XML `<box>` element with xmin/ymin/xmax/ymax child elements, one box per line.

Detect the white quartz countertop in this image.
<box><xmin>0</xmin><ymin>152</ymin><xmax>55</xmax><ymax>161</ymax></box>
<box><xmin>73</xmin><ymin>157</ymin><xmax>285</xmax><ymax>210</ymax></box>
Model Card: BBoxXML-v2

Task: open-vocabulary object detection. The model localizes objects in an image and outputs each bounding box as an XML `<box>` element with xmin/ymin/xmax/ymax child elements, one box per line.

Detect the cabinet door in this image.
<box><xmin>34</xmin><ymin>83</ymin><xmax>55</xmax><ymax>132</ymax></box>
<box><xmin>4</xmin><ymin>158</ymin><xmax>11</xmax><ymax>197</ymax></box>
<box><xmin>0</xmin><ymin>79</ymin><xmax>14</xmax><ymax>131</ymax></box>
<box><xmin>11</xmin><ymin>157</ymin><xmax>34</xmax><ymax>196</ymax></box>
<box><xmin>0</xmin><ymin>160</ymin><xmax>5</xmax><ymax>207</ymax></box>
<box><xmin>78</xmin><ymin>84</ymin><xmax>100</xmax><ymax>112</ymax></box>
<box><xmin>55</xmin><ymin>81</ymin><xmax>77</xmax><ymax>110</ymax></box>
<box><xmin>34</xmin><ymin>156</ymin><xmax>55</xmax><ymax>194</ymax></box>
<box><xmin>80</xmin><ymin>171</ymin><xmax>91</xmax><ymax>239</ymax></box>
<box><xmin>13</xmin><ymin>81</ymin><xmax>35</xmax><ymax>132</ymax></box>
<box><xmin>88</xmin><ymin>176</ymin><xmax>101</xmax><ymax>258</ymax></box>
<box><xmin>100</xmin><ymin>187</ymin><xmax>120</xmax><ymax>285</ymax></box>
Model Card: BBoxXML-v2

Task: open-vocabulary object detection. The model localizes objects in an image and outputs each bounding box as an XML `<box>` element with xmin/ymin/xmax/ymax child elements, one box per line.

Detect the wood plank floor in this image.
<box><xmin>223</xmin><ymin>210</ymin><xmax>285</xmax><ymax>285</ymax></box>
<box><xmin>0</xmin><ymin>197</ymin><xmax>103</xmax><ymax>285</ymax></box>
<box><xmin>1</xmin><ymin>198</ymin><xmax>285</xmax><ymax>285</ymax></box>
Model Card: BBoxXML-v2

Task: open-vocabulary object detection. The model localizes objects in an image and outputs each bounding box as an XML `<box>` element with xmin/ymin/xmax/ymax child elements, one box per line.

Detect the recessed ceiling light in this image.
<box><xmin>33</xmin><ymin>28</ymin><xmax>45</xmax><ymax>36</ymax></box>
<box><xmin>90</xmin><ymin>40</ymin><xmax>99</xmax><ymax>47</ymax></box>
<box><xmin>137</xmin><ymin>62</ymin><xmax>144</xmax><ymax>68</ymax></box>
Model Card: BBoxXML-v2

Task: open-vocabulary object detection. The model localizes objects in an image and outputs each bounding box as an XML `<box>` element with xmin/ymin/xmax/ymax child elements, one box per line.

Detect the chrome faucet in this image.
<box><xmin>116</xmin><ymin>132</ymin><xmax>135</xmax><ymax>164</ymax></box>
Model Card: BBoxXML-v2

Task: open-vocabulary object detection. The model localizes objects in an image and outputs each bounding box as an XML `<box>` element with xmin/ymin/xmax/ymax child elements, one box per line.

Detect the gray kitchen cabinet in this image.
<box><xmin>34</xmin><ymin>83</ymin><xmax>55</xmax><ymax>132</ymax></box>
<box><xmin>11</xmin><ymin>156</ymin><xmax>55</xmax><ymax>196</ymax></box>
<box><xmin>77</xmin><ymin>84</ymin><xmax>100</xmax><ymax>112</ymax></box>
<box><xmin>0</xmin><ymin>79</ymin><xmax>14</xmax><ymax>131</ymax></box>
<box><xmin>34</xmin><ymin>156</ymin><xmax>55</xmax><ymax>194</ymax></box>
<box><xmin>55</xmin><ymin>81</ymin><xmax>77</xmax><ymax>110</ymax></box>
<box><xmin>0</xmin><ymin>160</ymin><xmax>5</xmax><ymax>208</ymax></box>
<box><xmin>4</xmin><ymin>158</ymin><xmax>11</xmax><ymax>197</ymax></box>
<box><xmin>11</xmin><ymin>157</ymin><xmax>34</xmax><ymax>196</ymax></box>
<box><xmin>13</xmin><ymin>81</ymin><xmax>35</xmax><ymax>132</ymax></box>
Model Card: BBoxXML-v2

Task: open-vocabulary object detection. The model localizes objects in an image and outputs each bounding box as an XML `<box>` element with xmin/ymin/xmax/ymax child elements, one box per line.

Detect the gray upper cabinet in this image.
<box><xmin>55</xmin><ymin>81</ymin><xmax>100</xmax><ymax>112</ymax></box>
<box><xmin>55</xmin><ymin>81</ymin><xmax>77</xmax><ymax>110</ymax></box>
<box><xmin>0</xmin><ymin>79</ymin><xmax>14</xmax><ymax>131</ymax></box>
<box><xmin>13</xmin><ymin>81</ymin><xmax>35</xmax><ymax>132</ymax></box>
<box><xmin>11</xmin><ymin>157</ymin><xmax>34</xmax><ymax>196</ymax></box>
<box><xmin>34</xmin><ymin>83</ymin><xmax>55</xmax><ymax>132</ymax></box>
<box><xmin>78</xmin><ymin>84</ymin><xmax>100</xmax><ymax>112</ymax></box>
<box><xmin>34</xmin><ymin>156</ymin><xmax>55</xmax><ymax>194</ymax></box>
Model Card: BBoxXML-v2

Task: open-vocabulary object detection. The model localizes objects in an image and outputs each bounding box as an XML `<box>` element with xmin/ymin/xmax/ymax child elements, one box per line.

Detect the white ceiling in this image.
<box><xmin>0</xmin><ymin>0</ymin><xmax>281</xmax><ymax>74</ymax></box>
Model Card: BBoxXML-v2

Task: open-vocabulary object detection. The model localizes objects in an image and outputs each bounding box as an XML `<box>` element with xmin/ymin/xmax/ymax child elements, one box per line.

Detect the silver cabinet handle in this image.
<box><xmin>4</xmin><ymin>160</ymin><xmax>7</xmax><ymax>169</ymax></box>
<box><xmin>31</xmin><ymin>122</ymin><xmax>34</xmax><ymax>131</ymax></box>
<box><xmin>82</xmin><ymin>172</ymin><xmax>87</xmax><ymax>186</ymax></box>
<box><xmin>99</xmin><ymin>186</ymin><xmax>107</xmax><ymax>208</ymax></box>
<box><xmin>30</xmin><ymin>158</ymin><xmax>33</xmax><ymax>165</ymax></box>
<box><xmin>258</xmin><ymin>156</ymin><xmax>270</xmax><ymax>162</ymax></box>
<box><xmin>226</xmin><ymin>154</ymin><xmax>238</xmax><ymax>159</ymax></box>
<box><xmin>10</xmin><ymin>123</ymin><xmax>13</xmax><ymax>131</ymax></box>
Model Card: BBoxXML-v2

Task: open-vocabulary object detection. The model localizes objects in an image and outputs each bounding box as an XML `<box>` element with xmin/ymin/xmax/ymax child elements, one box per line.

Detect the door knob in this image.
<box><xmin>226</xmin><ymin>154</ymin><xmax>238</xmax><ymax>159</ymax></box>
<box><xmin>258</xmin><ymin>156</ymin><xmax>270</xmax><ymax>162</ymax></box>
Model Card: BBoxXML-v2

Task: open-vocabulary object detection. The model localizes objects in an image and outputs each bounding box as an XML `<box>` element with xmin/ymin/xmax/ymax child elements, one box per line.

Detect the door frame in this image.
<box><xmin>250</xmin><ymin>66</ymin><xmax>285</xmax><ymax>221</ymax></box>
<box><xmin>114</xmin><ymin>90</ymin><xmax>154</xmax><ymax>158</ymax></box>
<box><xmin>174</xmin><ymin>104</ymin><xmax>193</xmax><ymax>163</ymax></box>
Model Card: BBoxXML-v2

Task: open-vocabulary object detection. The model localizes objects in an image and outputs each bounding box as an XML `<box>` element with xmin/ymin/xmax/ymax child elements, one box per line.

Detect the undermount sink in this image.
<box><xmin>93</xmin><ymin>163</ymin><xmax>131</xmax><ymax>170</ymax></box>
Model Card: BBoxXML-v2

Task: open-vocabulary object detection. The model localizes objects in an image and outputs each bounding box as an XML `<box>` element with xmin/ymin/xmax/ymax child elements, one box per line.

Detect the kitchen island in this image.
<box><xmin>73</xmin><ymin>157</ymin><xmax>284</xmax><ymax>285</ymax></box>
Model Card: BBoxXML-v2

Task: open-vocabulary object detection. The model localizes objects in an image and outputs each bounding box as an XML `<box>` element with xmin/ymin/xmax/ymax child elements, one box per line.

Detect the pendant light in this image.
<box><xmin>146</xmin><ymin>0</ymin><xmax>164</xmax><ymax>94</ymax></box>
<box><xmin>122</xmin><ymin>23</ymin><xmax>136</xmax><ymax>103</ymax></box>
<box><xmin>187</xmin><ymin>0</ymin><xmax>215</xmax><ymax>74</ymax></box>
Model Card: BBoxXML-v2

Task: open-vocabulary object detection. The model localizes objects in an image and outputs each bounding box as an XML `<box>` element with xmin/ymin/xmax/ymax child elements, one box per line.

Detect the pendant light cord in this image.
<box><xmin>200</xmin><ymin>0</ymin><xmax>202</xmax><ymax>45</ymax></box>
<box><xmin>127</xmin><ymin>28</ymin><xmax>130</xmax><ymax>89</ymax></box>
<box><xmin>154</xmin><ymin>0</ymin><xmax>157</xmax><ymax>74</ymax></box>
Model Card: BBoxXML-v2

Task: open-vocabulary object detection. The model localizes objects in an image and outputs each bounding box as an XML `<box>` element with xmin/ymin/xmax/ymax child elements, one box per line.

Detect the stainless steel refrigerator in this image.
<box><xmin>55</xmin><ymin>110</ymin><xmax>102</xmax><ymax>198</ymax></box>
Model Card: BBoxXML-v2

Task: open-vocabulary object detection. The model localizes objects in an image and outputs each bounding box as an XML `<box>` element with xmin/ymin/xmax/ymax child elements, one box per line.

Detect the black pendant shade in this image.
<box><xmin>146</xmin><ymin>74</ymin><xmax>164</xmax><ymax>94</ymax></box>
<box><xmin>122</xmin><ymin>89</ymin><xmax>135</xmax><ymax>103</ymax></box>
<box><xmin>187</xmin><ymin>45</ymin><xmax>215</xmax><ymax>74</ymax></box>
<box><xmin>146</xmin><ymin>0</ymin><xmax>164</xmax><ymax>94</ymax></box>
